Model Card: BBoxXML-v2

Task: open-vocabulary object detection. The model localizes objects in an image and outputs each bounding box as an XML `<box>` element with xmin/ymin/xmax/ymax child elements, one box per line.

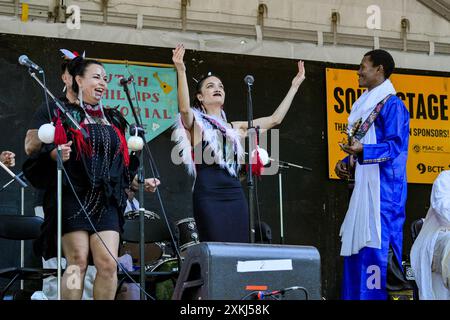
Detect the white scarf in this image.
<box><xmin>171</xmin><ymin>108</ymin><xmax>244</xmax><ymax>180</ymax></box>
<box><xmin>411</xmin><ymin>170</ymin><xmax>450</xmax><ymax>300</ymax></box>
<box><xmin>339</xmin><ymin>79</ymin><xmax>396</xmax><ymax>256</ymax></box>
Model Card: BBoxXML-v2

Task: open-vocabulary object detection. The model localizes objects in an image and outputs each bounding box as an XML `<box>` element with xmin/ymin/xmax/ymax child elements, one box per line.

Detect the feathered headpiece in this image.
<box><xmin>59</xmin><ymin>48</ymin><xmax>85</xmax><ymax>60</ymax></box>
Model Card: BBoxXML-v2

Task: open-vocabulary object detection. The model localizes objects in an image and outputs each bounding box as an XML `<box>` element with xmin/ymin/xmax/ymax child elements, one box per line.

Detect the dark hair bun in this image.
<box><xmin>67</xmin><ymin>56</ymin><xmax>84</xmax><ymax>77</ymax></box>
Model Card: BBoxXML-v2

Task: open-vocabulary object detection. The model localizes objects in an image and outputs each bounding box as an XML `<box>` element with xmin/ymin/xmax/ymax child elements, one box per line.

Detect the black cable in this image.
<box><xmin>126</xmin><ymin>65</ymin><xmax>144</xmax><ymax>126</ymax></box>
<box><xmin>240</xmin><ymin>286</ymin><xmax>309</xmax><ymax>300</ymax></box>
<box><xmin>41</xmin><ymin>71</ymin><xmax>53</xmax><ymax>123</ymax></box>
<box><xmin>126</xmin><ymin>69</ymin><xmax>182</xmax><ymax>262</ymax></box>
<box><xmin>126</xmin><ymin>65</ymin><xmax>161</xmax><ymax>179</ymax></box>
<box><xmin>240</xmin><ymin>290</ymin><xmax>260</xmax><ymax>300</ymax></box>
<box><xmin>240</xmin><ymin>290</ymin><xmax>280</xmax><ymax>300</ymax></box>
<box><xmin>142</xmin><ymin>144</ymin><xmax>182</xmax><ymax>261</ymax></box>
<box><xmin>254</xmin><ymin>175</ymin><xmax>264</xmax><ymax>244</ymax></box>
<box><xmin>253</xmin><ymin>127</ymin><xmax>263</xmax><ymax>244</ymax></box>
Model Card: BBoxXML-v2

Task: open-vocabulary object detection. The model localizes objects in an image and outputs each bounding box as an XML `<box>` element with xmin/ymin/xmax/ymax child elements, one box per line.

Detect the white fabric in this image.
<box><xmin>411</xmin><ymin>170</ymin><xmax>450</xmax><ymax>300</ymax></box>
<box><xmin>33</xmin><ymin>254</ymin><xmax>134</xmax><ymax>300</ymax></box>
<box><xmin>35</xmin><ymin>257</ymin><xmax>97</xmax><ymax>300</ymax></box>
<box><xmin>34</xmin><ymin>205</ymin><xmax>44</xmax><ymax>219</ymax></box>
<box><xmin>124</xmin><ymin>198</ymin><xmax>140</xmax><ymax>215</ymax></box>
<box><xmin>339</xmin><ymin>79</ymin><xmax>396</xmax><ymax>256</ymax></box>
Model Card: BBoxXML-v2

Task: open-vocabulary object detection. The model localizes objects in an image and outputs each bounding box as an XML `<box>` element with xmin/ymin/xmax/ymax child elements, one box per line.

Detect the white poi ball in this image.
<box><xmin>252</xmin><ymin>146</ymin><xmax>270</xmax><ymax>166</ymax></box>
<box><xmin>127</xmin><ymin>135</ymin><xmax>144</xmax><ymax>151</ymax></box>
<box><xmin>38</xmin><ymin>123</ymin><xmax>55</xmax><ymax>144</ymax></box>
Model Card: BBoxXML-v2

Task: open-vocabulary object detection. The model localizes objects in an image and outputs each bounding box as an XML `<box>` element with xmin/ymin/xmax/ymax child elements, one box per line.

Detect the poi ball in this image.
<box><xmin>127</xmin><ymin>135</ymin><xmax>144</xmax><ymax>151</ymax></box>
<box><xmin>252</xmin><ymin>146</ymin><xmax>270</xmax><ymax>165</ymax></box>
<box><xmin>38</xmin><ymin>123</ymin><xmax>55</xmax><ymax>144</ymax></box>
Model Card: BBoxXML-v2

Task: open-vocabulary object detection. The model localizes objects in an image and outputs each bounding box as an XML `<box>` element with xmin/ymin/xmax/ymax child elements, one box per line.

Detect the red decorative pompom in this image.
<box><xmin>251</xmin><ymin>148</ymin><xmax>264</xmax><ymax>176</ymax></box>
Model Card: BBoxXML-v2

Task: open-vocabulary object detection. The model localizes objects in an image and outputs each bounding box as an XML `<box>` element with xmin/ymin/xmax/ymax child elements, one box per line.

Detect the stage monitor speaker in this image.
<box><xmin>172</xmin><ymin>242</ymin><xmax>321</xmax><ymax>300</ymax></box>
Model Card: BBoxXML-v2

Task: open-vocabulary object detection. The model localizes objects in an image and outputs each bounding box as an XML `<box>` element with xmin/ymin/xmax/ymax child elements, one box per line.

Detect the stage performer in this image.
<box><xmin>23</xmin><ymin>54</ymin><xmax>159</xmax><ymax>300</ymax></box>
<box><xmin>171</xmin><ymin>44</ymin><xmax>305</xmax><ymax>243</ymax></box>
<box><xmin>335</xmin><ymin>49</ymin><xmax>410</xmax><ymax>300</ymax></box>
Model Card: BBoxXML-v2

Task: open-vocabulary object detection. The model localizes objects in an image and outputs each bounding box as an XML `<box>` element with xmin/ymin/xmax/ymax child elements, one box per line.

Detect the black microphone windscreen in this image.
<box><xmin>119</xmin><ymin>77</ymin><xmax>128</xmax><ymax>86</ymax></box>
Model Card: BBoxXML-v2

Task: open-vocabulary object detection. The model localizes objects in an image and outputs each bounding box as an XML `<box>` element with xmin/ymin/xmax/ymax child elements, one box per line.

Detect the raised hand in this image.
<box><xmin>291</xmin><ymin>60</ymin><xmax>306</xmax><ymax>89</ymax></box>
<box><xmin>172</xmin><ymin>44</ymin><xmax>186</xmax><ymax>73</ymax></box>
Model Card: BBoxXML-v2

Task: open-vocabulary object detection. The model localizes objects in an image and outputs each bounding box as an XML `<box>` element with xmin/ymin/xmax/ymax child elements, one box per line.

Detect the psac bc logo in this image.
<box><xmin>416</xmin><ymin>163</ymin><xmax>449</xmax><ymax>174</ymax></box>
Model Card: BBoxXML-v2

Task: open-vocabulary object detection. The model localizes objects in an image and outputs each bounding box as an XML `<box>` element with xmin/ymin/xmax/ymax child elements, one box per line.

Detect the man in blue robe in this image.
<box><xmin>335</xmin><ymin>49</ymin><xmax>410</xmax><ymax>300</ymax></box>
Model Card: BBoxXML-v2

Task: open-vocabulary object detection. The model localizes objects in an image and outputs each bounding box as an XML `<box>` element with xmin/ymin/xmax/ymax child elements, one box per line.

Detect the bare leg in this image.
<box><xmin>61</xmin><ymin>231</ymin><xmax>89</xmax><ymax>300</ymax></box>
<box><xmin>90</xmin><ymin>230</ymin><xmax>120</xmax><ymax>300</ymax></box>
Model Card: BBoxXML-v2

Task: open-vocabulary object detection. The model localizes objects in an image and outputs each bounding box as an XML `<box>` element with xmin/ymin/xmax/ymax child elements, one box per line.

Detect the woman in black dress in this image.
<box><xmin>24</xmin><ymin>56</ymin><xmax>159</xmax><ymax>299</ymax></box>
<box><xmin>171</xmin><ymin>44</ymin><xmax>305</xmax><ymax>243</ymax></box>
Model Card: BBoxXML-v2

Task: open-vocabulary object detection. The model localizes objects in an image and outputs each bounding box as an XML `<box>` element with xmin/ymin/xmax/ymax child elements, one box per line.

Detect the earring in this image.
<box><xmin>78</xmin><ymin>88</ymin><xmax>83</xmax><ymax>108</ymax></box>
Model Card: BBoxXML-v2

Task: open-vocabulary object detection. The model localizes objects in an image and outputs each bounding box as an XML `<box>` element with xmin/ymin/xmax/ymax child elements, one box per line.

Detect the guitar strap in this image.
<box><xmin>353</xmin><ymin>94</ymin><xmax>393</xmax><ymax>141</ymax></box>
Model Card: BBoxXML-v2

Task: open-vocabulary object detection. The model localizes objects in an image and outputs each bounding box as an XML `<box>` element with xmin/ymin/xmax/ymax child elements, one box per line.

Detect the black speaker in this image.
<box><xmin>172</xmin><ymin>242</ymin><xmax>321</xmax><ymax>300</ymax></box>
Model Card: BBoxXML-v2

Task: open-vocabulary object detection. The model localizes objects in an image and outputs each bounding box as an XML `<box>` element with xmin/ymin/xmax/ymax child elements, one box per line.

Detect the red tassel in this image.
<box><xmin>245</xmin><ymin>148</ymin><xmax>265</xmax><ymax>177</ymax></box>
<box><xmin>113</xmin><ymin>125</ymin><xmax>130</xmax><ymax>167</ymax></box>
<box><xmin>69</xmin><ymin>125</ymin><xmax>92</xmax><ymax>160</ymax></box>
<box><xmin>251</xmin><ymin>149</ymin><xmax>264</xmax><ymax>176</ymax></box>
<box><xmin>54</xmin><ymin>110</ymin><xmax>67</xmax><ymax>145</ymax></box>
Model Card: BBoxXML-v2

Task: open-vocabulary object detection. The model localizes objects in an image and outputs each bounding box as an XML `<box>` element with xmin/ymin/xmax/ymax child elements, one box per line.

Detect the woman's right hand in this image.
<box><xmin>172</xmin><ymin>44</ymin><xmax>186</xmax><ymax>73</ymax></box>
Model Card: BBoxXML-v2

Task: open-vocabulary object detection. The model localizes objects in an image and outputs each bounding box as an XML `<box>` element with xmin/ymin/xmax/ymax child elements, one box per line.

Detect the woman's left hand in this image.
<box><xmin>291</xmin><ymin>60</ymin><xmax>306</xmax><ymax>89</ymax></box>
<box><xmin>144</xmin><ymin>178</ymin><xmax>161</xmax><ymax>193</ymax></box>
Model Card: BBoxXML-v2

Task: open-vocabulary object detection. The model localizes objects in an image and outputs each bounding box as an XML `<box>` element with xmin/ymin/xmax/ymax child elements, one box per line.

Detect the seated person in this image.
<box><xmin>411</xmin><ymin>170</ymin><xmax>450</xmax><ymax>299</ymax></box>
<box><xmin>124</xmin><ymin>188</ymin><xmax>140</xmax><ymax>216</ymax></box>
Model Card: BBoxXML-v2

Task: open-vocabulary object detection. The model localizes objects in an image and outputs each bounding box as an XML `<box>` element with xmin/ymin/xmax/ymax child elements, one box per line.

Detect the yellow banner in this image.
<box><xmin>326</xmin><ymin>68</ymin><xmax>450</xmax><ymax>184</ymax></box>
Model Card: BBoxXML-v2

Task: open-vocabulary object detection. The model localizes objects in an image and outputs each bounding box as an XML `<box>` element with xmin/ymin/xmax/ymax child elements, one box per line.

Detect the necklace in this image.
<box><xmin>81</xmin><ymin>102</ymin><xmax>110</xmax><ymax>125</ymax></box>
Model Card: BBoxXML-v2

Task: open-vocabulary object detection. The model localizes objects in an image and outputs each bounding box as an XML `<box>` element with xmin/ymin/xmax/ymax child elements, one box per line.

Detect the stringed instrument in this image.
<box><xmin>346</xmin><ymin>117</ymin><xmax>362</xmax><ymax>185</ymax></box>
<box><xmin>153</xmin><ymin>72</ymin><xmax>173</xmax><ymax>94</ymax></box>
<box><xmin>348</xmin><ymin>117</ymin><xmax>362</xmax><ymax>147</ymax></box>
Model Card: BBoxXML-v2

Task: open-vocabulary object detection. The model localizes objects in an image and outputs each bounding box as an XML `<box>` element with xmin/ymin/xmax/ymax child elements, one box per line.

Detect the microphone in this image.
<box><xmin>119</xmin><ymin>76</ymin><xmax>134</xmax><ymax>86</ymax></box>
<box><xmin>18</xmin><ymin>55</ymin><xmax>43</xmax><ymax>72</ymax></box>
<box><xmin>129</xmin><ymin>124</ymin><xmax>144</xmax><ymax>136</ymax></box>
<box><xmin>244</xmin><ymin>74</ymin><xmax>254</xmax><ymax>86</ymax></box>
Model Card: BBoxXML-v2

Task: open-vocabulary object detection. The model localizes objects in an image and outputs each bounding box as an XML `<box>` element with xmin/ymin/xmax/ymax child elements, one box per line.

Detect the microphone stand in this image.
<box><xmin>120</xmin><ymin>80</ymin><xmax>147</xmax><ymax>300</ymax></box>
<box><xmin>245</xmin><ymin>79</ymin><xmax>256</xmax><ymax>243</ymax></box>
<box><xmin>26</xmin><ymin>69</ymin><xmax>87</xmax><ymax>300</ymax></box>
<box><xmin>270</xmin><ymin>157</ymin><xmax>312</xmax><ymax>244</ymax></box>
<box><xmin>120</xmin><ymin>79</ymin><xmax>182</xmax><ymax>300</ymax></box>
<box><xmin>0</xmin><ymin>164</ymin><xmax>28</xmax><ymax>190</ymax></box>
<box><xmin>27</xmin><ymin>71</ymin><xmax>89</xmax><ymax>137</ymax></box>
<box><xmin>0</xmin><ymin>165</ymin><xmax>28</xmax><ymax>290</ymax></box>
